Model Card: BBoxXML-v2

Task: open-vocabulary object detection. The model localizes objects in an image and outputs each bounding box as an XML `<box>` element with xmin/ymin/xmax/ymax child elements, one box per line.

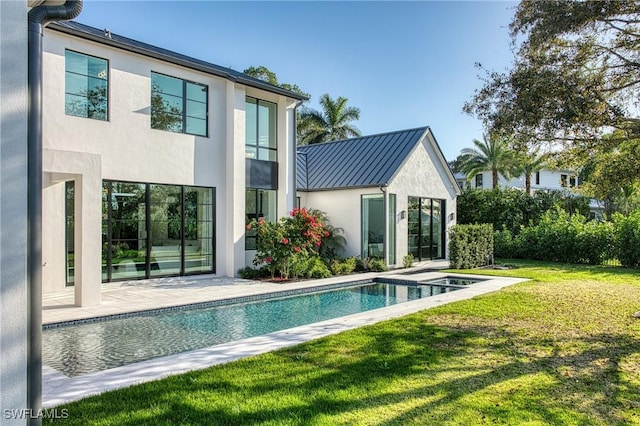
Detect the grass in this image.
<box><xmin>47</xmin><ymin>260</ymin><xmax>640</xmax><ymax>425</ymax></box>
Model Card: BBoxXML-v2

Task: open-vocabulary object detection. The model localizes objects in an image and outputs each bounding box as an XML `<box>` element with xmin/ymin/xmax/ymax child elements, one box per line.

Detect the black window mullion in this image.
<box><xmin>429</xmin><ymin>199</ymin><xmax>434</xmax><ymax>260</ymax></box>
<box><xmin>182</xmin><ymin>80</ymin><xmax>187</xmax><ymax>135</ymax></box>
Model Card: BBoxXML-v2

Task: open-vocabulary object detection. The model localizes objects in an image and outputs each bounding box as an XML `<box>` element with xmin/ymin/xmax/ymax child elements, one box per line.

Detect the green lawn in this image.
<box><xmin>48</xmin><ymin>260</ymin><xmax>640</xmax><ymax>425</ymax></box>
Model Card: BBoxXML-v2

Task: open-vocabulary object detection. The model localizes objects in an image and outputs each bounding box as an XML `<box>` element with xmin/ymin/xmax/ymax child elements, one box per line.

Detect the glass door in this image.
<box><xmin>149</xmin><ymin>184</ymin><xmax>182</xmax><ymax>277</ymax></box>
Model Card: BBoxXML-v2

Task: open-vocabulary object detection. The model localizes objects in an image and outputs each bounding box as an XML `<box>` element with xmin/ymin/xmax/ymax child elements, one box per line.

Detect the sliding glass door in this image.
<box><xmin>407</xmin><ymin>196</ymin><xmax>445</xmax><ymax>261</ymax></box>
<box><xmin>102</xmin><ymin>180</ymin><xmax>215</xmax><ymax>282</ymax></box>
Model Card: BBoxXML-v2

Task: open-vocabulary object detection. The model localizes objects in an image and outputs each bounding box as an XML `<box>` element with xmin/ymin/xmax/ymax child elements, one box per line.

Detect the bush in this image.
<box><xmin>402</xmin><ymin>254</ymin><xmax>414</xmax><ymax>268</ymax></box>
<box><xmin>355</xmin><ymin>257</ymin><xmax>388</xmax><ymax>272</ymax></box>
<box><xmin>299</xmin><ymin>256</ymin><xmax>332</xmax><ymax>279</ymax></box>
<box><xmin>449</xmin><ymin>224</ymin><xmax>494</xmax><ymax>269</ymax></box>
<box><xmin>330</xmin><ymin>257</ymin><xmax>357</xmax><ymax>275</ymax></box>
<box><xmin>613</xmin><ymin>211</ymin><xmax>640</xmax><ymax>268</ymax></box>
<box><xmin>237</xmin><ymin>266</ymin><xmax>270</xmax><ymax>279</ymax></box>
<box><xmin>369</xmin><ymin>258</ymin><xmax>389</xmax><ymax>272</ymax></box>
<box><xmin>501</xmin><ymin>208</ymin><xmax>616</xmax><ymax>265</ymax></box>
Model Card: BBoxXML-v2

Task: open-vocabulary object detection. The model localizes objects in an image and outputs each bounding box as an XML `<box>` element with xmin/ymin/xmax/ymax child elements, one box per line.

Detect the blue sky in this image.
<box><xmin>74</xmin><ymin>0</ymin><xmax>517</xmax><ymax>160</ymax></box>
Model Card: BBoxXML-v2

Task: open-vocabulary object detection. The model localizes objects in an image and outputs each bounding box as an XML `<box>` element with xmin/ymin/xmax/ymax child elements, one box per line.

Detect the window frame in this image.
<box><xmin>245</xmin><ymin>188</ymin><xmax>277</xmax><ymax>250</ymax></box>
<box><xmin>64</xmin><ymin>49</ymin><xmax>109</xmax><ymax>121</ymax></box>
<box><xmin>150</xmin><ymin>71</ymin><xmax>209</xmax><ymax>137</ymax></box>
<box><xmin>245</xmin><ymin>96</ymin><xmax>278</xmax><ymax>161</ymax></box>
<box><xmin>475</xmin><ymin>173</ymin><xmax>483</xmax><ymax>188</ymax></box>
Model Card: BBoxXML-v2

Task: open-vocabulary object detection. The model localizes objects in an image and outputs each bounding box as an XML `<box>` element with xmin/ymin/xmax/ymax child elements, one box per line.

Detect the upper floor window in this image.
<box><xmin>475</xmin><ymin>173</ymin><xmax>483</xmax><ymax>188</ymax></box>
<box><xmin>65</xmin><ymin>50</ymin><xmax>108</xmax><ymax>120</ymax></box>
<box><xmin>151</xmin><ymin>72</ymin><xmax>208</xmax><ymax>136</ymax></box>
<box><xmin>560</xmin><ymin>174</ymin><xmax>568</xmax><ymax>187</ymax></box>
<box><xmin>246</xmin><ymin>97</ymin><xmax>277</xmax><ymax>161</ymax></box>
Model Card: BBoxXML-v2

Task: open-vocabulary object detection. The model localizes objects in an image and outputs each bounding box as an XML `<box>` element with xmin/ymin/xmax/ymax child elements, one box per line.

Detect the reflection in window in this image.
<box><xmin>102</xmin><ymin>181</ymin><xmax>214</xmax><ymax>281</ymax></box>
<box><xmin>408</xmin><ymin>196</ymin><xmax>445</xmax><ymax>261</ymax></box>
<box><xmin>245</xmin><ymin>188</ymin><xmax>277</xmax><ymax>250</ymax></box>
<box><xmin>151</xmin><ymin>72</ymin><xmax>208</xmax><ymax>136</ymax></box>
<box><xmin>65</xmin><ymin>50</ymin><xmax>108</xmax><ymax>120</ymax></box>
<box><xmin>362</xmin><ymin>194</ymin><xmax>384</xmax><ymax>258</ymax></box>
<box><xmin>475</xmin><ymin>173</ymin><xmax>483</xmax><ymax>188</ymax></box>
<box><xmin>245</xmin><ymin>97</ymin><xmax>277</xmax><ymax>161</ymax></box>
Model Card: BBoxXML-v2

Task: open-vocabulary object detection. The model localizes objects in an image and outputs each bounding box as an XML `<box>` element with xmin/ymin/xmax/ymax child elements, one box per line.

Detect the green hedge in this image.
<box><xmin>613</xmin><ymin>211</ymin><xmax>640</xmax><ymax>268</ymax></box>
<box><xmin>494</xmin><ymin>208</ymin><xmax>618</xmax><ymax>266</ymax></box>
<box><xmin>449</xmin><ymin>224</ymin><xmax>494</xmax><ymax>269</ymax></box>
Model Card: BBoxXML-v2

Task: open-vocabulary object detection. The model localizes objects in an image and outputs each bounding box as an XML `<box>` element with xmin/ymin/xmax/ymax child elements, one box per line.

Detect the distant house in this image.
<box><xmin>455</xmin><ymin>169</ymin><xmax>579</xmax><ymax>192</ymax></box>
<box><xmin>297</xmin><ymin>127</ymin><xmax>460</xmax><ymax>266</ymax></box>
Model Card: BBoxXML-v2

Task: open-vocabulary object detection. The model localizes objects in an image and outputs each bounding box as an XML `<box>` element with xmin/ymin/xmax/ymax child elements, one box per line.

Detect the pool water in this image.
<box><xmin>420</xmin><ymin>276</ymin><xmax>486</xmax><ymax>287</ymax></box>
<box><xmin>43</xmin><ymin>282</ymin><xmax>459</xmax><ymax>377</ymax></box>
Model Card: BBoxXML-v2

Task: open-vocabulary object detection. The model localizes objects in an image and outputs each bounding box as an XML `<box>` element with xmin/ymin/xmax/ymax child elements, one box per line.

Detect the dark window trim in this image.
<box><xmin>407</xmin><ymin>196</ymin><xmax>446</xmax><ymax>261</ymax></box>
<box><xmin>150</xmin><ymin>71</ymin><xmax>209</xmax><ymax>137</ymax></box>
<box><xmin>246</xmin><ymin>96</ymin><xmax>278</xmax><ymax>161</ymax></box>
<box><xmin>65</xmin><ymin>48</ymin><xmax>110</xmax><ymax>121</ymax></box>
<box><xmin>535</xmin><ymin>171</ymin><xmax>540</xmax><ymax>185</ymax></box>
<box><xmin>102</xmin><ymin>179</ymin><xmax>215</xmax><ymax>282</ymax></box>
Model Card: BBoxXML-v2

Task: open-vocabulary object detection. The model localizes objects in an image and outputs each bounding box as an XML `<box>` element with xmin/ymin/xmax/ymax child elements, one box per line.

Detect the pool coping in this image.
<box><xmin>43</xmin><ymin>272</ymin><xmax>528</xmax><ymax>407</ymax></box>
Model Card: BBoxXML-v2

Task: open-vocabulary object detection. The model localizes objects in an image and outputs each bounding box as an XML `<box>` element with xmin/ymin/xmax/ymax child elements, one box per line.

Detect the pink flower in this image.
<box><xmin>266</xmin><ymin>256</ymin><xmax>272</xmax><ymax>264</ymax></box>
<box><xmin>281</xmin><ymin>238</ymin><xmax>289</xmax><ymax>245</ymax></box>
<box><xmin>293</xmin><ymin>246</ymin><xmax>301</xmax><ymax>253</ymax></box>
<box><xmin>324</xmin><ymin>231</ymin><xmax>330</xmax><ymax>237</ymax></box>
<box><xmin>246</xmin><ymin>224</ymin><xmax>252</xmax><ymax>230</ymax></box>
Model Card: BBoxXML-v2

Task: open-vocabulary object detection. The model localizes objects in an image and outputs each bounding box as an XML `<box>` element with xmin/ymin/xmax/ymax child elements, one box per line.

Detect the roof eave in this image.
<box><xmin>46</xmin><ymin>22</ymin><xmax>309</xmax><ymax>101</ymax></box>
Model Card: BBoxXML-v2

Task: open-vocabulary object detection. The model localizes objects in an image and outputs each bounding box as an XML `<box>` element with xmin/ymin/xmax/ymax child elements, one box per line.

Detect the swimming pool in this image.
<box><xmin>43</xmin><ymin>281</ymin><xmax>461</xmax><ymax>377</ymax></box>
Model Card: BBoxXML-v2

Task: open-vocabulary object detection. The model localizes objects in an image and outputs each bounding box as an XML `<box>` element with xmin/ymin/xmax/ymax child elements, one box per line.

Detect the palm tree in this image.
<box><xmin>513</xmin><ymin>149</ymin><xmax>547</xmax><ymax>195</ymax></box>
<box><xmin>459</xmin><ymin>133</ymin><xmax>515</xmax><ymax>188</ymax></box>
<box><xmin>298</xmin><ymin>94</ymin><xmax>361</xmax><ymax>145</ymax></box>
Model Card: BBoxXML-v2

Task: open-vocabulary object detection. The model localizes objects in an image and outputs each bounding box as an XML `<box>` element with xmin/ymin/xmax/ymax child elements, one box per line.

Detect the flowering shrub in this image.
<box><xmin>247</xmin><ymin>208</ymin><xmax>329</xmax><ymax>279</ymax></box>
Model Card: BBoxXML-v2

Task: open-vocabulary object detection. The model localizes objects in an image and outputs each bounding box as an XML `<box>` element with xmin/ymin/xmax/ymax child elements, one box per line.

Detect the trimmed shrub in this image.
<box><xmin>613</xmin><ymin>211</ymin><xmax>640</xmax><ymax>268</ymax></box>
<box><xmin>369</xmin><ymin>258</ymin><xmax>389</xmax><ymax>272</ymax></box>
<box><xmin>237</xmin><ymin>266</ymin><xmax>270</xmax><ymax>280</ymax></box>
<box><xmin>402</xmin><ymin>254</ymin><xmax>414</xmax><ymax>268</ymax></box>
<box><xmin>302</xmin><ymin>256</ymin><xmax>332</xmax><ymax>279</ymax></box>
<box><xmin>449</xmin><ymin>224</ymin><xmax>494</xmax><ymax>269</ymax></box>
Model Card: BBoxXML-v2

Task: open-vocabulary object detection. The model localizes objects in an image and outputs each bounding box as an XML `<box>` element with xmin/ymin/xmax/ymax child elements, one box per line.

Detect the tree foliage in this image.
<box><xmin>243</xmin><ymin>65</ymin><xmax>310</xmax><ymax>98</ymax></box>
<box><xmin>464</xmin><ymin>0</ymin><xmax>640</xmax><ymax>147</ymax></box>
<box><xmin>458</xmin><ymin>133</ymin><xmax>517</xmax><ymax>188</ymax></box>
<box><xmin>297</xmin><ymin>94</ymin><xmax>361</xmax><ymax>145</ymax></box>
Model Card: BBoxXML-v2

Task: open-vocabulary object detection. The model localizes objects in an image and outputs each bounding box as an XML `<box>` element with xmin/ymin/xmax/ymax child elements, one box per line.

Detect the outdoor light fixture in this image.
<box><xmin>400</xmin><ymin>210</ymin><xmax>406</xmax><ymax>219</ymax></box>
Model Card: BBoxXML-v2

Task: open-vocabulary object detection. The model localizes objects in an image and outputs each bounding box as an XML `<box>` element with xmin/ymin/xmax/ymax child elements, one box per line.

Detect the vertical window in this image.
<box><xmin>65</xmin><ymin>181</ymin><xmax>75</xmax><ymax>286</ymax></box>
<box><xmin>407</xmin><ymin>197</ymin><xmax>446</xmax><ymax>261</ymax></box>
<box><xmin>151</xmin><ymin>72</ymin><xmax>208</xmax><ymax>136</ymax></box>
<box><xmin>65</xmin><ymin>50</ymin><xmax>108</xmax><ymax>120</ymax></box>
<box><xmin>569</xmin><ymin>176</ymin><xmax>576</xmax><ymax>187</ymax></box>
<box><xmin>388</xmin><ymin>194</ymin><xmax>396</xmax><ymax>265</ymax></box>
<box><xmin>362</xmin><ymin>194</ymin><xmax>384</xmax><ymax>258</ymax></box>
<box><xmin>475</xmin><ymin>173</ymin><xmax>483</xmax><ymax>188</ymax></box>
<box><xmin>535</xmin><ymin>171</ymin><xmax>540</xmax><ymax>185</ymax></box>
<box><xmin>246</xmin><ymin>97</ymin><xmax>277</xmax><ymax>161</ymax></box>
<box><xmin>561</xmin><ymin>174</ymin><xmax>568</xmax><ymax>187</ymax></box>
<box><xmin>245</xmin><ymin>189</ymin><xmax>277</xmax><ymax>250</ymax></box>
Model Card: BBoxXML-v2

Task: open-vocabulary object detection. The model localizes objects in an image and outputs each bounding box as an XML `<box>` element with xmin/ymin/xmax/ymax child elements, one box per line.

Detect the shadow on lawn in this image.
<box><xmin>54</xmin><ymin>318</ymin><xmax>639</xmax><ymax>426</ymax></box>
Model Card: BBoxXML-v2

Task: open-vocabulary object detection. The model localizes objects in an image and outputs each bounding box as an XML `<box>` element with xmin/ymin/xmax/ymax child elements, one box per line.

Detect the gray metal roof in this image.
<box><xmin>47</xmin><ymin>21</ymin><xmax>309</xmax><ymax>101</ymax></box>
<box><xmin>297</xmin><ymin>127</ymin><xmax>429</xmax><ymax>191</ymax></box>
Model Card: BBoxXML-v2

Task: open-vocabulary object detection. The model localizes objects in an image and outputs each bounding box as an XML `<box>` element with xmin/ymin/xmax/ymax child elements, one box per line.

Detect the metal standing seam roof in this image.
<box><xmin>296</xmin><ymin>127</ymin><xmax>430</xmax><ymax>191</ymax></box>
<box><xmin>46</xmin><ymin>21</ymin><xmax>309</xmax><ymax>101</ymax></box>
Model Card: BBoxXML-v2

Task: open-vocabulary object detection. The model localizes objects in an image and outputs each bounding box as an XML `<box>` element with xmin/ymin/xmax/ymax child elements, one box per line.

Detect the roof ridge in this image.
<box><xmin>297</xmin><ymin>126</ymin><xmax>429</xmax><ymax>150</ymax></box>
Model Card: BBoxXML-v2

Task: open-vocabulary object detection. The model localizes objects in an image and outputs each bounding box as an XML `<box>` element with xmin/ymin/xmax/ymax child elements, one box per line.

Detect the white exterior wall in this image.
<box><xmin>387</xmin><ymin>136</ymin><xmax>458</xmax><ymax>263</ymax></box>
<box><xmin>466</xmin><ymin>169</ymin><xmax>578</xmax><ymax>192</ymax></box>
<box><xmin>41</xmin><ymin>28</ymin><xmax>297</xmax><ymax>301</ymax></box>
<box><xmin>1</xmin><ymin>0</ymin><xmax>28</xmax><ymax>420</ymax></box>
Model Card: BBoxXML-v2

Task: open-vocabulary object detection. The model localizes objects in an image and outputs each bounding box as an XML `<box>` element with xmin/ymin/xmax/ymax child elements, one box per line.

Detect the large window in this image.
<box><xmin>101</xmin><ymin>181</ymin><xmax>214</xmax><ymax>281</ymax></box>
<box><xmin>362</xmin><ymin>194</ymin><xmax>385</xmax><ymax>258</ymax></box>
<box><xmin>245</xmin><ymin>189</ymin><xmax>277</xmax><ymax>250</ymax></box>
<box><xmin>65</xmin><ymin>50</ymin><xmax>108</xmax><ymax>120</ymax></box>
<box><xmin>246</xmin><ymin>97</ymin><xmax>277</xmax><ymax>161</ymax></box>
<box><xmin>151</xmin><ymin>72</ymin><xmax>208</xmax><ymax>136</ymax></box>
<box><xmin>408</xmin><ymin>196</ymin><xmax>445</xmax><ymax>261</ymax></box>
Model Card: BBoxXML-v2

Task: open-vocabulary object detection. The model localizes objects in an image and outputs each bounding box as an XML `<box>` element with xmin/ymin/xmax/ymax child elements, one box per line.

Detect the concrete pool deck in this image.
<box><xmin>42</xmin><ymin>262</ymin><xmax>528</xmax><ymax>407</ymax></box>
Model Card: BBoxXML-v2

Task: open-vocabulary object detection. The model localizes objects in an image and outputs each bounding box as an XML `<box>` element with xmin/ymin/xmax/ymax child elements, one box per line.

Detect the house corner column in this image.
<box><xmin>74</xmin><ymin>161</ymin><xmax>101</xmax><ymax>306</ymax></box>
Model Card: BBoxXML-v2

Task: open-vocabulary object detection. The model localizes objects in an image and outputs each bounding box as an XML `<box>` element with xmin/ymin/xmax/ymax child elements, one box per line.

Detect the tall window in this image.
<box><xmin>65</xmin><ymin>50</ymin><xmax>108</xmax><ymax>120</ymax></box>
<box><xmin>245</xmin><ymin>189</ymin><xmax>277</xmax><ymax>250</ymax></box>
<box><xmin>561</xmin><ymin>174</ymin><xmax>568</xmax><ymax>187</ymax></box>
<box><xmin>151</xmin><ymin>72</ymin><xmax>208</xmax><ymax>136</ymax></box>
<box><xmin>362</xmin><ymin>194</ymin><xmax>385</xmax><ymax>258</ymax></box>
<box><xmin>475</xmin><ymin>173</ymin><xmax>483</xmax><ymax>188</ymax></box>
<box><xmin>408</xmin><ymin>196</ymin><xmax>445</xmax><ymax>261</ymax></box>
<box><xmin>535</xmin><ymin>171</ymin><xmax>540</xmax><ymax>185</ymax></box>
<box><xmin>246</xmin><ymin>97</ymin><xmax>277</xmax><ymax>161</ymax></box>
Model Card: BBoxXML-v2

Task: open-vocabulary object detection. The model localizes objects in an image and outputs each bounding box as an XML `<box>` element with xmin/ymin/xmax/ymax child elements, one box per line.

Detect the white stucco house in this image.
<box><xmin>41</xmin><ymin>21</ymin><xmax>307</xmax><ymax>306</ymax></box>
<box><xmin>455</xmin><ymin>169</ymin><xmax>579</xmax><ymax>192</ymax></box>
<box><xmin>296</xmin><ymin>127</ymin><xmax>460</xmax><ymax>266</ymax></box>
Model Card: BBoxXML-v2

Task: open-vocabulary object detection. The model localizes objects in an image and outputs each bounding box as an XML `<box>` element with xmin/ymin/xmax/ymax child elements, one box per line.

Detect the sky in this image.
<box><xmin>73</xmin><ymin>0</ymin><xmax>518</xmax><ymax>160</ymax></box>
